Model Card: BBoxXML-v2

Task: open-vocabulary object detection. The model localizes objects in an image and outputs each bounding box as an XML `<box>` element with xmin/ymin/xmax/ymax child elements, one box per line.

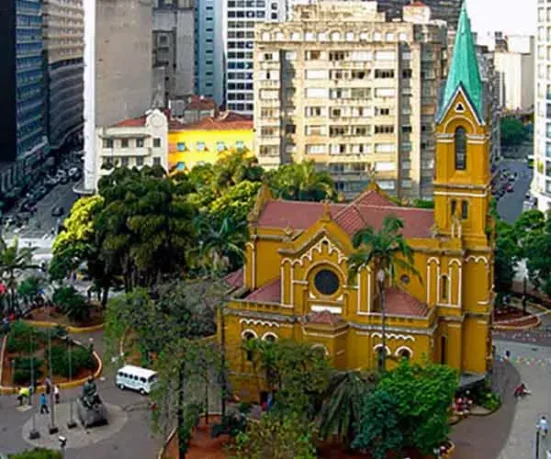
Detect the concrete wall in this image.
<box><xmin>96</xmin><ymin>0</ymin><xmax>153</xmax><ymax>126</ymax></box>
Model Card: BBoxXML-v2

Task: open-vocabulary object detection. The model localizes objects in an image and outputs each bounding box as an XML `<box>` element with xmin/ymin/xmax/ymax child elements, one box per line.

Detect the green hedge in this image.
<box><xmin>9</xmin><ymin>448</ymin><xmax>63</xmax><ymax>459</ymax></box>
<box><xmin>45</xmin><ymin>345</ymin><xmax>95</xmax><ymax>378</ymax></box>
<box><xmin>6</xmin><ymin>321</ymin><xmax>46</xmax><ymax>354</ymax></box>
<box><xmin>13</xmin><ymin>356</ymin><xmax>44</xmax><ymax>385</ymax></box>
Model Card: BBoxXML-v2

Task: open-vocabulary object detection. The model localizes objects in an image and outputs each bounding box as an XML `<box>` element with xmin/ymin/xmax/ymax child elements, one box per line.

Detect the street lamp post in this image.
<box><xmin>67</xmin><ymin>338</ymin><xmax>76</xmax><ymax>429</ymax></box>
<box><xmin>376</xmin><ymin>269</ymin><xmax>387</xmax><ymax>373</ymax></box>
<box><xmin>29</xmin><ymin>328</ymin><xmax>40</xmax><ymax>439</ymax></box>
<box><xmin>536</xmin><ymin>426</ymin><xmax>540</xmax><ymax>459</ymax></box>
<box><xmin>48</xmin><ymin>330</ymin><xmax>58</xmax><ymax>434</ymax></box>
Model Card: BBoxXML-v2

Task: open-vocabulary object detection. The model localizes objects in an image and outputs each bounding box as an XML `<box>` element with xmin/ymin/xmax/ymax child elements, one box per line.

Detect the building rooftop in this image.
<box><xmin>169</xmin><ymin>111</ymin><xmax>253</xmax><ymax>131</ymax></box>
<box><xmin>244</xmin><ymin>277</ymin><xmax>281</xmax><ymax>303</ymax></box>
<box><xmin>384</xmin><ymin>287</ymin><xmax>428</xmax><ymax>316</ymax></box>
<box><xmin>255</xmin><ymin>190</ymin><xmax>434</xmax><ymax>239</ymax></box>
<box><xmin>185</xmin><ymin>95</ymin><xmax>217</xmax><ymax>111</ymax></box>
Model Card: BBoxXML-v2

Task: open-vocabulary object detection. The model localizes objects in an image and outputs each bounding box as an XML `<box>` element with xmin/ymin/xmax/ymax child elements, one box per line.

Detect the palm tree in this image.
<box><xmin>194</xmin><ymin>217</ymin><xmax>246</xmax><ymax>275</ymax></box>
<box><xmin>269</xmin><ymin>161</ymin><xmax>336</xmax><ymax>202</ymax></box>
<box><xmin>348</xmin><ymin>215</ymin><xmax>418</xmax><ymax>372</ymax></box>
<box><xmin>0</xmin><ymin>237</ymin><xmax>38</xmax><ymax>313</ymax></box>
<box><xmin>318</xmin><ymin>371</ymin><xmax>378</xmax><ymax>446</ymax></box>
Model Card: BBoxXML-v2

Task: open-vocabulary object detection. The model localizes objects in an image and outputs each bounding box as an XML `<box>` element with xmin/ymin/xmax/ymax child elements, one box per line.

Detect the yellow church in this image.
<box><xmin>223</xmin><ymin>4</ymin><xmax>495</xmax><ymax>399</ymax></box>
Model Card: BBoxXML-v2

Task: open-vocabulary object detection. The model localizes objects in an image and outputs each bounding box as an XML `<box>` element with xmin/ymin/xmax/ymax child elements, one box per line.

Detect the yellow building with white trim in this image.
<box><xmin>221</xmin><ymin>4</ymin><xmax>495</xmax><ymax>401</ymax></box>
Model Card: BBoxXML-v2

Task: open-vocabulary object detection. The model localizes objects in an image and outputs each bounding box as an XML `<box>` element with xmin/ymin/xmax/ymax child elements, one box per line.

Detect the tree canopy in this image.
<box><xmin>500</xmin><ymin>117</ymin><xmax>529</xmax><ymax>147</ymax></box>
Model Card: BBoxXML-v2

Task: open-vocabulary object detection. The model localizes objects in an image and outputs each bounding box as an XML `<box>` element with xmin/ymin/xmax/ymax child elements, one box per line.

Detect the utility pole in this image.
<box><xmin>536</xmin><ymin>427</ymin><xmax>540</xmax><ymax>459</ymax></box>
<box><xmin>48</xmin><ymin>330</ymin><xmax>58</xmax><ymax>434</ymax></box>
<box><xmin>67</xmin><ymin>338</ymin><xmax>76</xmax><ymax>429</ymax></box>
<box><xmin>29</xmin><ymin>328</ymin><xmax>40</xmax><ymax>439</ymax></box>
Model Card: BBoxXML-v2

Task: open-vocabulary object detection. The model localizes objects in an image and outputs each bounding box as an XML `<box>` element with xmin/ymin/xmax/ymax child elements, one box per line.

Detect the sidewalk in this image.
<box><xmin>450</xmin><ymin>358</ymin><xmax>520</xmax><ymax>459</ymax></box>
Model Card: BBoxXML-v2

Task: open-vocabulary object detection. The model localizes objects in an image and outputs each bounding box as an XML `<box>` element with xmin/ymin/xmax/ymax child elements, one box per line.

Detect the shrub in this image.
<box><xmin>412</xmin><ymin>199</ymin><xmax>435</xmax><ymax>209</ymax></box>
<box><xmin>53</xmin><ymin>286</ymin><xmax>90</xmax><ymax>322</ymax></box>
<box><xmin>9</xmin><ymin>448</ymin><xmax>62</xmax><ymax>459</ymax></box>
<box><xmin>45</xmin><ymin>344</ymin><xmax>95</xmax><ymax>378</ymax></box>
<box><xmin>6</xmin><ymin>321</ymin><xmax>45</xmax><ymax>355</ymax></box>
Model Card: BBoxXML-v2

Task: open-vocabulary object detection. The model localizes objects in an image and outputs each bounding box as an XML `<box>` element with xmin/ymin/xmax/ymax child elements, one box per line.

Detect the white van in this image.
<box><xmin>116</xmin><ymin>365</ymin><xmax>158</xmax><ymax>395</ymax></box>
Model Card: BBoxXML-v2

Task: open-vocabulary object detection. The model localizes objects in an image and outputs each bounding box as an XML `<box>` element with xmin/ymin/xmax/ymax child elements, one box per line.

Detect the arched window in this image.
<box><xmin>450</xmin><ymin>199</ymin><xmax>457</xmax><ymax>217</ymax></box>
<box><xmin>262</xmin><ymin>332</ymin><xmax>278</xmax><ymax>343</ymax></box>
<box><xmin>454</xmin><ymin>126</ymin><xmax>467</xmax><ymax>170</ymax></box>
<box><xmin>396</xmin><ymin>347</ymin><xmax>412</xmax><ymax>360</ymax></box>
<box><xmin>243</xmin><ymin>331</ymin><xmax>256</xmax><ymax>361</ymax></box>
<box><xmin>461</xmin><ymin>200</ymin><xmax>468</xmax><ymax>219</ymax></box>
<box><xmin>441</xmin><ymin>275</ymin><xmax>448</xmax><ymax>300</ymax></box>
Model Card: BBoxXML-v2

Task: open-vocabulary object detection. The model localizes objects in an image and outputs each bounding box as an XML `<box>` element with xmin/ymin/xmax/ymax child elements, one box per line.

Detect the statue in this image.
<box><xmin>77</xmin><ymin>377</ymin><xmax>107</xmax><ymax>427</ymax></box>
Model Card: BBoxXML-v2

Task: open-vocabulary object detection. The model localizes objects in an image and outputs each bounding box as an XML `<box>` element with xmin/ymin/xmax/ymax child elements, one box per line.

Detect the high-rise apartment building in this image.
<box><xmin>377</xmin><ymin>0</ymin><xmax>462</xmax><ymax>29</ymax></box>
<box><xmin>0</xmin><ymin>0</ymin><xmax>49</xmax><ymax>196</ymax></box>
<box><xmin>224</xmin><ymin>0</ymin><xmax>287</xmax><ymax>114</ymax></box>
<box><xmin>195</xmin><ymin>0</ymin><xmax>224</xmax><ymax>105</ymax></box>
<box><xmin>254</xmin><ymin>1</ymin><xmax>447</xmax><ymax>199</ymax></box>
<box><xmin>533</xmin><ymin>1</ymin><xmax>551</xmax><ymax>211</ymax></box>
<box><xmin>83</xmin><ymin>0</ymin><xmax>153</xmax><ymax>192</ymax></box>
<box><xmin>43</xmin><ymin>0</ymin><xmax>85</xmax><ymax>151</ymax></box>
<box><xmin>494</xmin><ymin>35</ymin><xmax>535</xmax><ymax>112</ymax></box>
<box><xmin>153</xmin><ymin>0</ymin><xmax>195</xmax><ymax>103</ymax></box>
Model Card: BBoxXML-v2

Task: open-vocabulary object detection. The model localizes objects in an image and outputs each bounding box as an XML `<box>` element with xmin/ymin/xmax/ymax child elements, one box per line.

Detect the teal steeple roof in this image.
<box><xmin>438</xmin><ymin>2</ymin><xmax>484</xmax><ymax>122</ymax></box>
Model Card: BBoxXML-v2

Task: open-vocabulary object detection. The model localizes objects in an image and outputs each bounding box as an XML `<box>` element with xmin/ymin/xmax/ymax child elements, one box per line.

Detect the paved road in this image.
<box><xmin>496</xmin><ymin>160</ymin><xmax>533</xmax><ymax>224</ymax></box>
<box><xmin>4</xmin><ymin>179</ymin><xmax>78</xmax><ymax>240</ymax></box>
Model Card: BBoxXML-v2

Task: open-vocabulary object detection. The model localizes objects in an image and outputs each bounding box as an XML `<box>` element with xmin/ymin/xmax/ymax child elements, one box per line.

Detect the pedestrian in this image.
<box><xmin>54</xmin><ymin>385</ymin><xmax>60</xmax><ymax>404</ymax></box>
<box><xmin>539</xmin><ymin>415</ymin><xmax>549</xmax><ymax>437</ymax></box>
<box><xmin>546</xmin><ymin>449</ymin><xmax>551</xmax><ymax>459</ymax></box>
<box><xmin>40</xmin><ymin>393</ymin><xmax>49</xmax><ymax>414</ymax></box>
<box><xmin>17</xmin><ymin>386</ymin><xmax>30</xmax><ymax>406</ymax></box>
<box><xmin>44</xmin><ymin>377</ymin><xmax>52</xmax><ymax>395</ymax></box>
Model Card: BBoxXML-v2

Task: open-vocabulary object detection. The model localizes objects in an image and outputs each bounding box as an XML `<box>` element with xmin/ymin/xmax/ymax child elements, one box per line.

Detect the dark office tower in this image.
<box><xmin>377</xmin><ymin>0</ymin><xmax>462</xmax><ymax>29</ymax></box>
<box><xmin>0</xmin><ymin>0</ymin><xmax>48</xmax><ymax>198</ymax></box>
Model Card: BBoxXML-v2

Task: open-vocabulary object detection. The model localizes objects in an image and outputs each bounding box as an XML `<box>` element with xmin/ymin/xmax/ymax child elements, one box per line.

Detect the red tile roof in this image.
<box><xmin>255</xmin><ymin>190</ymin><xmax>434</xmax><ymax>238</ymax></box>
<box><xmin>308</xmin><ymin>310</ymin><xmax>343</xmax><ymax>325</ymax></box>
<box><xmin>113</xmin><ymin>115</ymin><xmax>147</xmax><ymax>128</ymax></box>
<box><xmin>245</xmin><ymin>277</ymin><xmax>281</xmax><ymax>303</ymax></box>
<box><xmin>224</xmin><ymin>268</ymin><xmax>244</xmax><ymax>289</ymax></box>
<box><xmin>384</xmin><ymin>287</ymin><xmax>428</xmax><ymax>317</ymax></box>
<box><xmin>185</xmin><ymin>95</ymin><xmax>217</xmax><ymax>111</ymax></box>
<box><xmin>256</xmin><ymin>201</ymin><xmax>347</xmax><ymax>229</ymax></box>
<box><xmin>170</xmin><ymin>111</ymin><xmax>253</xmax><ymax>131</ymax></box>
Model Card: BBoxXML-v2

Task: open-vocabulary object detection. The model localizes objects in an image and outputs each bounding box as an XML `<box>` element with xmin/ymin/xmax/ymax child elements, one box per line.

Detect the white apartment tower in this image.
<box><xmin>224</xmin><ymin>0</ymin><xmax>287</xmax><ymax>114</ymax></box>
<box><xmin>533</xmin><ymin>1</ymin><xmax>551</xmax><ymax>211</ymax></box>
<box><xmin>254</xmin><ymin>1</ymin><xmax>448</xmax><ymax>199</ymax></box>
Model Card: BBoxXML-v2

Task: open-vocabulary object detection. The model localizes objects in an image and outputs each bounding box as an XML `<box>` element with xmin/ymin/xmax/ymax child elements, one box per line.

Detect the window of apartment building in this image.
<box><xmin>306</xmin><ymin>144</ymin><xmax>326</xmax><ymax>154</ymax></box>
<box><xmin>285</xmin><ymin>124</ymin><xmax>296</xmax><ymax>134</ymax></box>
<box><xmin>261</xmin><ymin>108</ymin><xmax>279</xmax><ymax>118</ymax></box>
<box><xmin>261</xmin><ymin>126</ymin><xmax>277</xmax><ymax>137</ymax></box>
<box><xmin>401</xmin><ymin>160</ymin><xmax>411</xmax><ymax>170</ymax></box>
<box><xmin>399</xmin><ymin>33</ymin><xmax>408</xmax><ymax>42</ymax></box>
<box><xmin>217</xmin><ymin>142</ymin><xmax>226</xmax><ymax>152</ymax></box>
<box><xmin>329</xmin><ymin>51</ymin><xmax>346</xmax><ymax>61</ymax></box>
<box><xmin>136</xmin><ymin>157</ymin><xmax>144</xmax><ymax>167</ymax></box>
<box><xmin>402</xmin><ymin>125</ymin><xmax>412</xmax><ymax>133</ymax></box>
<box><xmin>346</xmin><ymin>32</ymin><xmax>354</xmax><ymax>41</ymax></box>
<box><xmin>329</xmin><ymin>163</ymin><xmax>344</xmax><ymax>173</ymax></box>
<box><xmin>351</xmin><ymin>70</ymin><xmax>368</xmax><ymax>80</ymax></box>
<box><xmin>305</xmin><ymin>69</ymin><xmax>328</xmax><ymax>79</ymax></box>
<box><xmin>177</xmin><ymin>142</ymin><xmax>186</xmax><ymax>152</ymax></box>
<box><xmin>260</xmin><ymin>89</ymin><xmax>279</xmax><ymax>100</ymax></box>
<box><xmin>350</xmin><ymin>50</ymin><xmax>372</xmax><ymax>61</ymax></box>
<box><xmin>375</xmin><ymin>143</ymin><xmax>395</xmax><ymax>153</ymax></box>
<box><xmin>263</xmin><ymin>52</ymin><xmax>277</xmax><ymax>61</ymax></box>
<box><xmin>351</xmin><ymin>88</ymin><xmax>370</xmax><ymax>99</ymax></box>
<box><xmin>374</xmin><ymin>125</ymin><xmax>394</xmax><ymax>134</ymax></box>
<box><xmin>236</xmin><ymin>141</ymin><xmax>245</xmax><ymax>150</ymax></box>
<box><xmin>373</xmin><ymin>32</ymin><xmax>382</xmax><ymax>41</ymax></box>
<box><xmin>377</xmin><ymin>180</ymin><xmax>395</xmax><ymax>190</ymax></box>
<box><xmin>330</xmin><ymin>144</ymin><xmax>347</xmax><ymax>154</ymax></box>
<box><xmin>121</xmin><ymin>139</ymin><xmax>129</xmax><ymax>148</ymax></box>
<box><xmin>196</xmin><ymin>141</ymin><xmax>205</xmax><ymax>151</ymax></box>
<box><xmin>121</xmin><ymin>157</ymin><xmax>129</xmax><ymax>167</ymax></box>
<box><xmin>153</xmin><ymin>138</ymin><xmax>161</xmax><ymax>148</ymax></box>
<box><xmin>260</xmin><ymin>145</ymin><xmax>278</xmax><ymax>156</ymax></box>
<box><xmin>331</xmin><ymin>108</ymin><xmax>342</xmax><ymax>118</ymax></box>
<box><xmin>351</xmin><ymin>144</ymin><xmax>371</xmax><ymax>154</ymax></box>
<box><xmin>305</xmin><ymin>125</ymin><xmax>326</xmax><ymax>136</ymax></box>
<box><xmin>153</xmin><ymin>157</ymin><xmax>161</xmax><ymax>166</ymax></box>
<box><xmin>137</xmin><ymin>138</ymin><xmax>144</xmax><ymax>148</ymax></box>
<box><xmin>305</xmin><ymin>88</ymin><xmax>328</xmax><ymax>98</ymax></box>
<box><xmin>261</xmin><ymin>32</ymin><xmax>270</xmax><ymax>41</ymax></box>
<box><xmin>102</xmin><ymin>157</ymin><xmax>113</xmax><ymax>168</ymax></box>
<box><xmin>284</xmin><ymin>51</ymin><xmax>296</xmax><ymax>60</ymax></box>
<box><xmin>375</xmin><ymin>107</ymin><xmax>390</xmax><ymax>116</ymax></box>
<box><xmin>305</xmin><ymin>50</ymin><xmax>321</xmax><ymax>60</ymax></box>
<box><xmin>330</xmin><ymin>126</ymin><xmax>348</xmax><ymax>137</ymax></box>
<box><xmin>374</xmin><ymin>69</ymin><xmax>394</xmax><ymax>79</ymax></box>
<box><xmin>305</xmin><ymin>32</ymin><xmax>315</xmax><ymax>41</ymax></box>
<box><xmin>305</xmin><ymin>106</ymin><xmax>323</xmax><ymax>117</ymax></box>
<box><xmin>402</xmin><ymin>68</ymin><xmax>412</xmax><ymax>78</ymax></box>
<box><xmin>103</xmin><ymin>139</ymin><xmax>113</xmax><ymax>148</ymax></box>
<box><xmin>353</xmin><ymin>126</ymin><xmax>370</xmax><ymax>136</ymax></box>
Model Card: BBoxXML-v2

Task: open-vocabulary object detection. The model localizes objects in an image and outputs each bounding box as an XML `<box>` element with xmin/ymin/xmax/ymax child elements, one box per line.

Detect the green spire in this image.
<box><xmin>439</xmin><ymin>2</ymin><xmax>483</xmax><ymax>121</ymax></box>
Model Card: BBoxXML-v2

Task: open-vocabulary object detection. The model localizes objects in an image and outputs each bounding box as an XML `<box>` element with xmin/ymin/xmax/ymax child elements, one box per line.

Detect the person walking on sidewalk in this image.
<box><xmin>54</xmin><ymin>385</ymin><xmax>60</xmax><ymax>404</ymax></box>
<box><xmin>539</xmin><ymin>415</ymin><xmax>549</xmax><ymax>438</ymax></box>
<box><xmin>40</xmin><ymin>393</ymin><xmax>49</xmax><ymax>414</ymax></box>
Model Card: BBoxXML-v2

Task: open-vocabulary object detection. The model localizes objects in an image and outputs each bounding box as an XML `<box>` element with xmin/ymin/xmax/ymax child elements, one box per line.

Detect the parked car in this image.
<box><xmin>51</xmin><ymin>206</ymin><xmax>64</xmax><ymax>217</ymax></box>
<box><xmin>506</xmin><ymin>183</ymin><xmax>514</xmax><ymax>193</ymax></box>
<box><xmin>59</xmin><ymin>175</ymin><xmax>69</xmax><ymax>184</ymax></box>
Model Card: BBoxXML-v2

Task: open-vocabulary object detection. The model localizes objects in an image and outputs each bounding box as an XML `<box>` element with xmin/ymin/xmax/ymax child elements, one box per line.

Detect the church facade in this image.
<box><xmin>222</xmin><ymin>3</ymin><xmax>495</xmax><ymax>400</ymax></box>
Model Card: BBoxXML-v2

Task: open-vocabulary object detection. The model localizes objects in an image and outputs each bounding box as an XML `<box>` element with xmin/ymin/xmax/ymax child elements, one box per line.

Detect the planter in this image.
<box><xmin>23</xmin><ymin>304</ymin><xmax>105</xmax><ymax>332</ymax></box>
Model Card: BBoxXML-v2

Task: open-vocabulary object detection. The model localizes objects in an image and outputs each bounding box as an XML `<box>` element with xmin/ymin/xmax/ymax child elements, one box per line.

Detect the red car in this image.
<box><xmin>505</xmin><ymin>183</ymin><xmax>514</xmax><ymax>193</ymax></box>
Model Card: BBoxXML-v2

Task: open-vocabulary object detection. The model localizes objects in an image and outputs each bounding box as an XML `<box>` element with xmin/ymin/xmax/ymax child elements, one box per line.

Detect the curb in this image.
<box><xmin>493</xmin><ymin>315</ymin><xmax>541</xmax><ymax>331</ymax></box>
<box><xmin>22</xmin><ymin>320</ymin><xmax>105</xmax><ymax>334</ymax></box>
<box><xmin>442</xmin><ymin>441</ymin><xmax>456</xmax><ymax>458</ymax></box>
<box><xmin>0</xmin><ymin>335</ymin><xmax>7</xmax><ymax>389</ymax></box>
<box><xmin>0</xmin><ymin>338</ymin><xmax>103</xmax><ymax>395</ymax></box>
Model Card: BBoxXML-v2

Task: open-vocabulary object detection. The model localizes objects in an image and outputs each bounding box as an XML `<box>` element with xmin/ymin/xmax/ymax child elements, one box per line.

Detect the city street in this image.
<box><xmin>4</xmin><ymin>179</ymin><xmax>78</xmax><ymax>240</ymax></box>
<box><xmin>496</xmin><ymin>160</ymin><xmax>533</xmax><ymax>224</ymax></box>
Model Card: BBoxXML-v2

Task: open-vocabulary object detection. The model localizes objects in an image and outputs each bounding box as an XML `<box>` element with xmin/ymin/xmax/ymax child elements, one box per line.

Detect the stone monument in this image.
<box><xmin>76</xmin><ymin>377</ymin><xmax>107</xmax><ymax>427</ymax></box>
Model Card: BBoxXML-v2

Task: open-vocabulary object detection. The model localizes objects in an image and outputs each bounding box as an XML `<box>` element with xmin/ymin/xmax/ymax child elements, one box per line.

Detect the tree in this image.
<box><xmin>500</xmin><ymin>117</ymin><xmax>529</xmax><ymax>147</ymax></box>
<box><xmin>267</xmin><ymin>161</ymin><xmax>336</xmax><ymax>202</ymax></box>
<box><xmin>230</xmin><ymin>413</ymin><xmax>317</xmax><ymax>459</ymax></box>
<box><xmin>0</xmin><ymin>237</ymin><xmax>37</xmax><ymax>313</ymax></box>
<box><xmin>317</xmin><ymin>371</ymin><xmax>378</xmax><ymax>446</ymax></box>
<box><xmin>212</xmin><ymin>149</ymin><xmax>264</xmax><ymax>191</ymax></box>
<box><xmin>525</xmin><ymin>216</ymin><xmax>551</xmax><ymax>297</ymax></box>
<box><xmin>52</xmin><ymin>286</ymin><xmax>90</xmax><ymax>322</ymax></box>
<box><xmin>17</xmin><ymin>276</ymin><xmax>45</xmax><ymax>309</ymax></box>
<box><xmin>375</xmin><ymin>360</ymin><xmax>457</xmax><ymax>455</ymax></box>
<box><xmin>352</xmin><ymin>389</ymin><xmax>403</xmax><ymax>459</ymax></box>
<box><xmin>494</xmin><ymin>220</ymin><xmax>519</xmax><ymax>295</ymax></box>
<box><xmin>207</xmin><ymin>180</ymin><xmax>262</xmax><ymax>228</ymax></box>
<box><xmin>348</xmin><ymin>215</ymin><xmax>418</xmax><ymax>371</ymax></box>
